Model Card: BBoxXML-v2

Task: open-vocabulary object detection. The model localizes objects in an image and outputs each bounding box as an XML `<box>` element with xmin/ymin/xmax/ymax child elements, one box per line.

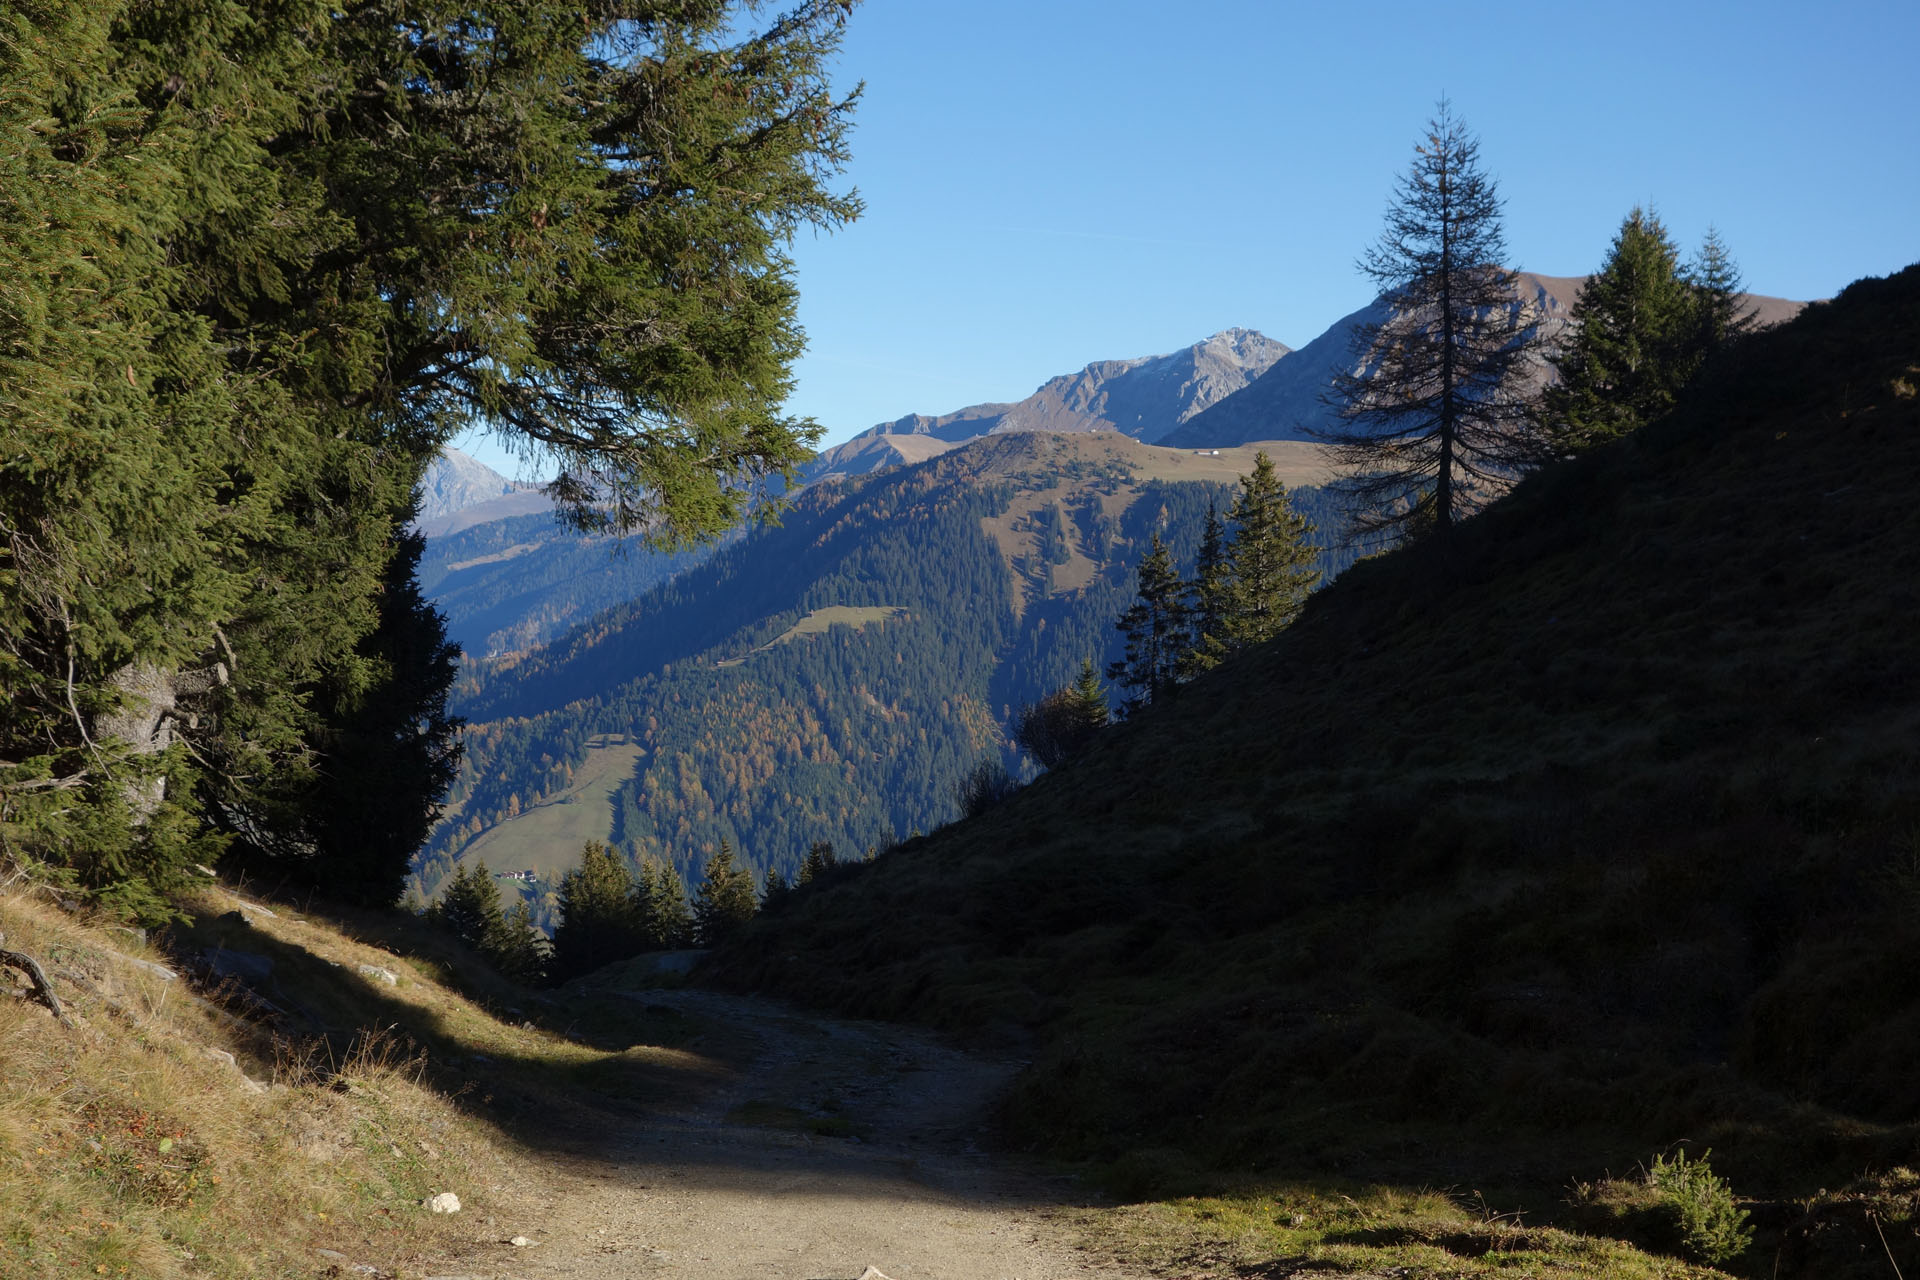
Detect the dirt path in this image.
<box><xmin>429</xmin><ymin>989</ymin><xmax>1148</xmax><ymax>1280</ymax></box>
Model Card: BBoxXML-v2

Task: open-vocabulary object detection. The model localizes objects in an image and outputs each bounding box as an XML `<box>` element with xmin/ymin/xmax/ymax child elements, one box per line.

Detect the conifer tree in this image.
<box><xmin>760</xmin><ymin>866</ymin><xmax>792</xmax><ymax>911</ymax></box>
<box><xmin>1317</xmin><ymin>101</ymin><xmax>1549</xmax><ymax>542</ymax></box>
<box><xmin>632</xmin><ymin>856</ymin><xmax>694</xmax><ymax>951</ymax></box>
<box><xmin>1015</xmin><ymin>659</ymin><xmax>1110</xmax><ymax>768</ymax></box>
<box><xmin>1067</xmin><ymin>658</ymin><xmax>1112</xmax><ymax>732</ymax></box>
<box><xmin>1183</xmin><ymin>503</ymin><xmax>1232</xmax><ymax>676</ymax></box>
<box><xmin>488</xmin><ymin>900</ymin><xmax>549</xmax><ymax>986</ymax></box>
<box><xmin>1685</xmin><ymin>227</ymin><xmax>1758</xmax><ymax>354</ymax></box>
<box><xmin>434</xmin><ymin>861</ymin><xmax>504</xmax><ymax>952</ymax></box>
<box><xmin>0</xmin><ymin>0</ymin><xmax>862</xmax><ymax>917</ymax></box>
<box><xmin>1108</xmin><ymin>532</ymin><xmax>1189</xmax><ymax>713</ymax></box>
<box><xmin>1219</xmin><ymin>452</ymin><xmax>1319</xmax><ymax>650</ymax></box>
<box><xmin>692</xmin><ymin>841</ymin><xmax>758</xmax><ymax>947</ymax></box>
<box><xmin>550</xmin><ymin>841</ymin><xmax>639</xmax><ymax>981</ymax></box>
<box><xmin>1547</xmin><ymin>207</ymin><xmax>1695</xmax><ymax>450</ymax></box>
<box><xmin>798</xmin><ymin>840</ymin><xmax>839</xmax><ymax>885</ymax></box>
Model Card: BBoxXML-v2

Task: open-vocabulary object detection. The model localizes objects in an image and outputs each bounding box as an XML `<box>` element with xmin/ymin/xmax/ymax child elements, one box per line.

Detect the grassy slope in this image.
<box><xmin>0</xmin><ymin>883</ymin><xmax>722</xmax><ymax>1279</ymax></box>
<box><xmin>445</xmin><ymin>737</ymin><xmax>644</xmax><ymax>883</ymax></box>
<box><xmin>715</xmin><ymin>265</ymin><xmax>1920</xmax><ymax>1277</ymax></box>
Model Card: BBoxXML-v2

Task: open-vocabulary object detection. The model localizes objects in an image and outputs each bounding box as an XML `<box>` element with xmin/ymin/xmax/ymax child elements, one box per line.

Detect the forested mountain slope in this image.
<box><xmin>714</xmin><ymin>266</ymin><xmax>1920</xmax><ymax>1275</ymax></box>
<box><xmin>414</xmin><ymin>434</ymin><xmax>1343</xmax><ymax>918</ymax></box>
<box><xmin>417</xmin><ymin>512</ymin><xmax>726</xmax><ymax>659</ymax></box>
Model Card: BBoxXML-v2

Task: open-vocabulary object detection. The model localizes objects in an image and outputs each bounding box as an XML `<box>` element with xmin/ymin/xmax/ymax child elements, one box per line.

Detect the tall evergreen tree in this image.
<box><xmin>1685</xmin><ymin>227</ymin><xmax>1758</xmax><ymax>354</ymax></box>
<box><xmin>0</xmin><ymin>0</ymin><xmax>862</xmax><ymax>917</ymax></box>
<box><xmin>1220</xmin><ymin>452</ymin><xmax>1319</xmax><ymax>650</ymax></box>
<box><xmin>1317</xmin><ymin>101</ymin><xmax>1549</xmax><ymax>543</ymax></box>
<box><xmin>1546</xmin><ymin>207</ymin><xmax>1695</xmax><ymax>450</ymax></box>
<box><xmin>550</xmin><ymin>841</ymin><xmax>639</xmax><ymax>981</ymax></box>
<box><xmin>1108</xmin><ymin>532</ymin><xmax>1188</xmax><ymax>713</ymax></box>
<box><xmin>632</xmin><ymin>856</ymin><xmax>694</xmax><ymax>951</ymax></box>
<box><xmin>798</xmin><ymin>840</ymin><xmax>840</xmax><ymax>885</ymax></box>
<box><xmin>692</xmin><ymin>840</ymin><xmax>758</xmax><ymax>947</ymax></box>
<box><xmin>488</xmin><ymin>901</ymin><xmax>549</xmax><ymax>986</ymax></box>
<box><xmin>433</xmin><ymin>861</ymin><xmax>504</xmax><ymax>952</ymax></box>
<box><xmin>1183</xmin><ymin>503</ymin><xmax>1232</xmax><ymax>676</ymax></box>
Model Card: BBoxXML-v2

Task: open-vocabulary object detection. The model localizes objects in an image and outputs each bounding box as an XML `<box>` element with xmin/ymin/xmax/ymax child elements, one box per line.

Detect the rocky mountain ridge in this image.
<box><xmin>805</xmin><ymin>328</ymin><xmax>1288</xmax><ymax>481</ymax></box>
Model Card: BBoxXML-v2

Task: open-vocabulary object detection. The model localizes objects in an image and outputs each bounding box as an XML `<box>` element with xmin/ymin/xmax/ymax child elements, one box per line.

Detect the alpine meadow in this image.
<box><xmin>4</xmin><ymin>7</ymin><xmax>1919</xmax><ymax>1280</ymax></box>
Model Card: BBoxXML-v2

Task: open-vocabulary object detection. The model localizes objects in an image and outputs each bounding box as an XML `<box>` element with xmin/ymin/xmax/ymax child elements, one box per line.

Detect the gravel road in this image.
<box><xmin>421</xmin><ymin>989</ymin><xmax>1148</xmax><ymax>1280</ymax></box>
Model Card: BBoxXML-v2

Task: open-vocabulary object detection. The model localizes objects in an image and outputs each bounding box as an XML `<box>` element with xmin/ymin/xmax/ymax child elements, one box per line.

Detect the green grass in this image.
<box><xmin>718</xmin><ymin>264</ymin><xmax>1920</xmax><ymax>1278</ymax></box>
<box><xmin>716</xmin><ymin>605</ymin><xmax>907</xmax><ymax>666</ymax></box>
<box><xmin>446</xmin><ymin>736</ymin><xmax>642</xmax><ymax>882</ymax></box>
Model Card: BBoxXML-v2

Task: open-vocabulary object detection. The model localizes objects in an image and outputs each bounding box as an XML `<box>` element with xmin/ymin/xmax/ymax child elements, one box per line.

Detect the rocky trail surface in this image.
<box><xmin>422</xmin><ymin>989</ymin><xmax>1151</xmax><ymax>1280</ymax></box>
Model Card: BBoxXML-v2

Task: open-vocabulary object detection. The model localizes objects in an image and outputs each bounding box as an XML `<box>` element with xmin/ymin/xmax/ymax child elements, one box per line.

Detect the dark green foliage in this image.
<box><xmin>432</xmin><ymin>861</ymin><xmax>504</xmax><ymax>951</ymax></box>
<box><xmin>489</xmin><ymin>900</ymin><xmax>549</xmax><ymax>985</ymax></box>
<box><xmin>691</xmin><ymin>840</ymin><xmax>756</xmax><ymax>947</ymax></box>
<box><xmin>632</xmin><ymin>856</ymin><xmax>694</xmax><ymax>951</ymax></box>
<box><xmin>549</xmin><ymin>841</ymin><xmax>639</xmax><ymax>982</ymax></box>
<box><xmin>1549</xmin><ymin>214</ymin><xmax>1760</xmax><ymax>455</ymax></box>
<box><xmin>0</xmin><ymin>0</ymin><xmax>860</xmax><ymax>916</ymax></box>
<box><xmin>1648</xmin><ymin>1149</ymin><xmax>1752</xmax><ymax>1265</ymax></box>
<box><xmin>222</xmin><ymin>517</ymin><xmax>463</xmax><ymax>906</ymax></box>
<box><xmin>1218</xmin><ymin>451</ymin><xmax>1319</xmax><ymax>651</ymax></box>
<box><xmin>427</xmin><ymin>859</ymin><xmax>548</xmax><ymax>982</ymax></box>
<box><xmin>1318</xmin><ymin>101</ymin><xmax>1549</xmax><ymax>541</ymax></box>
<box><xmin>1685</xmin><ymin>226</ymin><xmax>1759</xmax><ymax>359</ymax></box>
<box><xmin>1108</xmin><ymin>532</ymin><xmax>1188</xmax><ymax>713</ymax></box>
<box><xmin>1547</xmin><ymin>207</ymin><xmax>1696</xmax><ymax>449</ymax></box>
<box><xmin>760</xmin><ymin>866</ymin><xmax>792</xmax><ymax>910</ymax></box>
<box><xmin>1015</xmin><ymin>659</ymin><xmax>1110</xmax><ymax>768</ymax></box>
<box><xmin>1183</xmin><ymin>505</ymin><xmax>1232</xmax><ymax>675</ymax></box>
<box><xmin>797</xmin><ymin>841</ymin><xmax>840</xmax><ymax>885</ymax></box>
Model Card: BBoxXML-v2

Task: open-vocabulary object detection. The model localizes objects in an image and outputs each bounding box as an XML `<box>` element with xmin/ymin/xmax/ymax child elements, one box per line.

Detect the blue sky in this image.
<box><xmin>460</xmin><ymin>0</ymin><xmax>1919</xmax><ymax>475</ymax></box>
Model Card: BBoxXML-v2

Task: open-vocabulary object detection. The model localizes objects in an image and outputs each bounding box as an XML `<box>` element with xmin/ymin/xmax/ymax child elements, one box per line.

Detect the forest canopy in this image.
<box><xmin>0</xmin><ymin>0</ymin><xmax>860</xmax><ymax>916</ymax></box>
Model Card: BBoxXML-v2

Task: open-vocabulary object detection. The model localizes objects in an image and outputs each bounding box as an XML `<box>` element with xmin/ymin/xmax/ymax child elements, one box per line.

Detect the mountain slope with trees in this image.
<box><xmin>712</xmin><ymin>264</ymin><xmax>1920</xmax><ymax>1276</ymax></box>
<box><xmin>417</xmin><ymin>434</ymin><xmax>1355</xmax><ymax>918</ymax></box>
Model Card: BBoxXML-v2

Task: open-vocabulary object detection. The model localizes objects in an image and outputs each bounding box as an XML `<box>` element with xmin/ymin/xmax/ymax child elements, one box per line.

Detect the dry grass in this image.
<box><xmin>0</xmin><ymin>877</ymin><xmax>720</xmax><ymax>1279</ymax></box>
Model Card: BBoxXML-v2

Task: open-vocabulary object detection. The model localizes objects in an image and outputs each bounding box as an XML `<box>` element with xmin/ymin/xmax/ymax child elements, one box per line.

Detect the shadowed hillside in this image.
<box><xmin>715</xmin><ymin>265</ymin><xmax>1920</xmax><ymax>1277</ymax></box>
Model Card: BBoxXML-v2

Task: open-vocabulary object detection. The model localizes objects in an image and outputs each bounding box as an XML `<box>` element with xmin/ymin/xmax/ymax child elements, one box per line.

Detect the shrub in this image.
<box><xmin>954</xmin><ymin>758</ymin><xmax>1018</xmax><ymax>819</ymax></box>
<box><xmin>1648</xmin><ymin>1148</ymin><xmax>1752</xmax><ymax>1265</ymax></box>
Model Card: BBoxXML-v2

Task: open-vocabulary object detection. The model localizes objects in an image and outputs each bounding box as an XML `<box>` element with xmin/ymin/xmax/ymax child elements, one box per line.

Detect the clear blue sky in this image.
<box><xmin>460</xmin><ymin>0</ymin><xmax>1919</xmax><ymax>475</ymax></box>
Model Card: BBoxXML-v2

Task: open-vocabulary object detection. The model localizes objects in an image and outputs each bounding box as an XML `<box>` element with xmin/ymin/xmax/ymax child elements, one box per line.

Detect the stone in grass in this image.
<box><xmin>424</xmin><ymin>1192</ymin><xmax>462</xmax><ymax>1214</ymax></box>
<box><xmin>358</xmin><ymin>964</ymin><xmax>400</xmax><ymax>985</ymax></box>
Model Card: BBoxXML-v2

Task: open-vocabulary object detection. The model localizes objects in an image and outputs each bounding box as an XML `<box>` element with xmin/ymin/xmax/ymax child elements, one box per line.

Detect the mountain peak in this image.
<box><xmin>807</xmin><ymin>329</ymin><xmax>1291</xmax><ymax>483</ymax></box>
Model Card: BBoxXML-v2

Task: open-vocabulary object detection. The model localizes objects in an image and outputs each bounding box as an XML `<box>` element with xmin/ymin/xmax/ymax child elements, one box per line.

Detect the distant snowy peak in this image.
<box><xmin>807</xmin><ymin>329</ymin><xmax>1290</xmax><ymax>482</ymax></box>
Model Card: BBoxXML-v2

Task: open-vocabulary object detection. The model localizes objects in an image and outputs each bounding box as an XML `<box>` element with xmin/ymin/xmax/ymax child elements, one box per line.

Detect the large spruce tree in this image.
<box><xmin>1685</xmin><ymin>227</ymin><xmax>1759</xmax><ymax>357</ymax></box>
<box><xmin>1219</xmin><ymin>452</ymin><xmax>1319</xmax><ymax>650</ymax></box>
<box><xmin>549</xmin><ymin>841</ymin><xmax>640</xmax><ymax>981</ymax></box>
<box><xmin>1317</xmin><ymin>101</ymin><xmax>1548</xmax><ymax>543</ymax></box>
<box><xmin>0</xmin><ymin>1</ymin><xmax>861</xmax><ymax>916</ymax></box>
<box><xmin>691</xmin><ymin>840</ymin><xmax>758</xmax><ymax>947</ymax></box>
<box><xmin>1546</xmin><ymin>207</ymin><xmax>1694</xmax><ymax>449</ymax></box>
